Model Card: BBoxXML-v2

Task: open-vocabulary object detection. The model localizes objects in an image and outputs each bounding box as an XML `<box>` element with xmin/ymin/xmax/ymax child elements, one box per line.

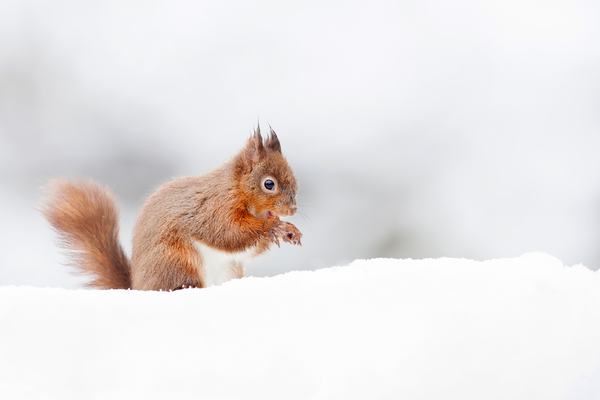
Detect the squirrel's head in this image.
<box><xmin>236</xmin><ymin>126</ymin><xmax>298</xmax><ymax>220</ymax></box>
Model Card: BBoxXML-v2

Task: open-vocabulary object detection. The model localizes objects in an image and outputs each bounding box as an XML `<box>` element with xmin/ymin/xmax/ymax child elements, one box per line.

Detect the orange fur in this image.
<box><xmin>41</xmin><ymin>127</ymin><xmax>301</xmax><ymax>290</ymax></box>
<box><xmin>41</xmin><ymin>178</ymin><xmax>130</xmax><ymax>289</ymax></box>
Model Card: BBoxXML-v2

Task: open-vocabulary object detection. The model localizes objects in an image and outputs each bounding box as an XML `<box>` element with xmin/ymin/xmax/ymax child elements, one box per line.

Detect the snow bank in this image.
<box><xmin>2</xmin><ymin>253</ymin><xmax>600</xmax><ymax>399</ymax></box>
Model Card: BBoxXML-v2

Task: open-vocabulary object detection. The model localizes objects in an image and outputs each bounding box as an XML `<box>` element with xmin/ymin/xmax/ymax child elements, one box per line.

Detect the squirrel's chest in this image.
<box><xmin>192</xmin><ymin>240</ymin><xmax>256</xmax><ymax>287</ymax></box>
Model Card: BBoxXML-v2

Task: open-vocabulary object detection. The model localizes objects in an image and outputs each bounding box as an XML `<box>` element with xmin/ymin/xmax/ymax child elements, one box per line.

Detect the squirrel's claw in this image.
<box><xmin>286</xmin><ymin>232</ymin><xmax>302</xmax><ymax>246</ymax></box>
<box><xmin>269</xmin><ymin>221</ymin><xmax>302</xmax><ymax>247</ymax></box>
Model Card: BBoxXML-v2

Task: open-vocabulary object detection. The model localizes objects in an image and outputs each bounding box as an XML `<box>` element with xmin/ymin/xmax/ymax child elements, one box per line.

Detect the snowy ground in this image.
<box><xmin>2</xmin><ymin>253</ymin><xmax>600</xmax><ymax>399</ymax></box>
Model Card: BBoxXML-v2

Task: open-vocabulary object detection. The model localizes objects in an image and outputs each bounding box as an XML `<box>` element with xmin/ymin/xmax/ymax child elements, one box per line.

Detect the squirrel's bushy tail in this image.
<box><xmin>41</xmin><ymin>178</ymin><xmax>131</xmax><ymax>289</ymax></box>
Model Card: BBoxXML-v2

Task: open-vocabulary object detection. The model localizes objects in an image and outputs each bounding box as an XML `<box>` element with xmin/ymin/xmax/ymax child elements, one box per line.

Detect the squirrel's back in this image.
<box><xmin>130</xmin><ymin>175</ymin><xmax>209</xmax><ymax>290</ymax></box>
<box><xmin>41</xmin><ymin>178</ymin><xmax>131</xmax><ymax>289</ymax></box>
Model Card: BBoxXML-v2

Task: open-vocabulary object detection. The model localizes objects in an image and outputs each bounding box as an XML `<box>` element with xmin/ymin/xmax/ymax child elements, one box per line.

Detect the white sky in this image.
<box><xmin>1</xmin><ymin>0</ymin><xmax>600</xmax><ymax>287</ymax></box>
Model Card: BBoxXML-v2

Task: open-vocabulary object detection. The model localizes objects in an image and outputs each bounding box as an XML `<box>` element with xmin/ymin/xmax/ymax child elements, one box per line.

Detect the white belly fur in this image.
<box><xmin>192</xmin><ymin>240</ymin><xmax>256</xmax><ymax>287</ymax></box>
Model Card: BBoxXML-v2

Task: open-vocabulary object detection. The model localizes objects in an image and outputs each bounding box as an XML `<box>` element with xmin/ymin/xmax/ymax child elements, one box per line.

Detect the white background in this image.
<box><xmin>1</xmin><ymin>0</ymin><xmax>600</xmax><ymax>288</ymax></box>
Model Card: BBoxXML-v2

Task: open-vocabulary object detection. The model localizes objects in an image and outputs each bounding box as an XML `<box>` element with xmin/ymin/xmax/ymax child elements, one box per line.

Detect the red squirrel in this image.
<box><xmin>41</xmin><ymin>127</ymin><xmax>302</xmax><ymax>291</ymax></box>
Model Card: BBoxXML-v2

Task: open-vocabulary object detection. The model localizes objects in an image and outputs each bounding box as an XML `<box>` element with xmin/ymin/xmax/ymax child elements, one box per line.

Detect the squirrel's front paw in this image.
<box><xmin>269</xmin><ymin>221</ymin><xmax>302</xmax><ymax>247</ymax></box>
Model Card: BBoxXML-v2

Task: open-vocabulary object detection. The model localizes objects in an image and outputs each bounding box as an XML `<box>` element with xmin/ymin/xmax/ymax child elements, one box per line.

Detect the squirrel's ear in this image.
<box><xmin>266</xmin><ymin>127</ymin><xmax>282</xmax><ymax>153</ymax></box>
<box><xmin>241</xmin><ymin>126</ymin><xmax>266</xmax><ymax>169</ymax></box>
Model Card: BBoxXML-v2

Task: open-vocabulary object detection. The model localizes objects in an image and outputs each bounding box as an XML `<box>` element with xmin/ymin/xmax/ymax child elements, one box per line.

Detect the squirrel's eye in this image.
<box><xmin>264</xmin><ymin>179</ymin><xmax>275</xmax><ymax>191</ymax></box>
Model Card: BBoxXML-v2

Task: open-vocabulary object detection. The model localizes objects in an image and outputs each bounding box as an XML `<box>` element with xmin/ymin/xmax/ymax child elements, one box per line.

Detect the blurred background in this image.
<box><xmin>1</xmin><ymin>0</ymin><xmax>599</xmax><ymax>289</ymax></box>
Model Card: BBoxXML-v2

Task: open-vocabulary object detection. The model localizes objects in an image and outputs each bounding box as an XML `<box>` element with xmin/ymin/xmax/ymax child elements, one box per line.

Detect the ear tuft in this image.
<box><xmin>253</xmin><ymin>124</ymin><xmax>263</xmax><ymax>144</ymax></box>
<box><xmin>241</xmin><ymin>125</ymin><xmax>266</xmax><ymax>170</ymax></box>
<box><xmin>266</xmin><ymin>126</ymin><xmax>282</xmax><ymax>153</ymax></box>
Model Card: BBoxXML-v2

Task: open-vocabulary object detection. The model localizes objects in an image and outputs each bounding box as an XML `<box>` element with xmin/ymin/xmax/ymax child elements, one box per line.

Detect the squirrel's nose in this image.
<box><xmin>288</xmin><ymin>196</ymin><xmax>297</xmax><ymax>215</ymax></box>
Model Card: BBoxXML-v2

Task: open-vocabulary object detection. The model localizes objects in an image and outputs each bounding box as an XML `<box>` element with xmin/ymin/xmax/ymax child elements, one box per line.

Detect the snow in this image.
<box><xmin>2</xmin><ymin>253</ymin><xmax>600</xmax><ymax>399</ymax></box>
